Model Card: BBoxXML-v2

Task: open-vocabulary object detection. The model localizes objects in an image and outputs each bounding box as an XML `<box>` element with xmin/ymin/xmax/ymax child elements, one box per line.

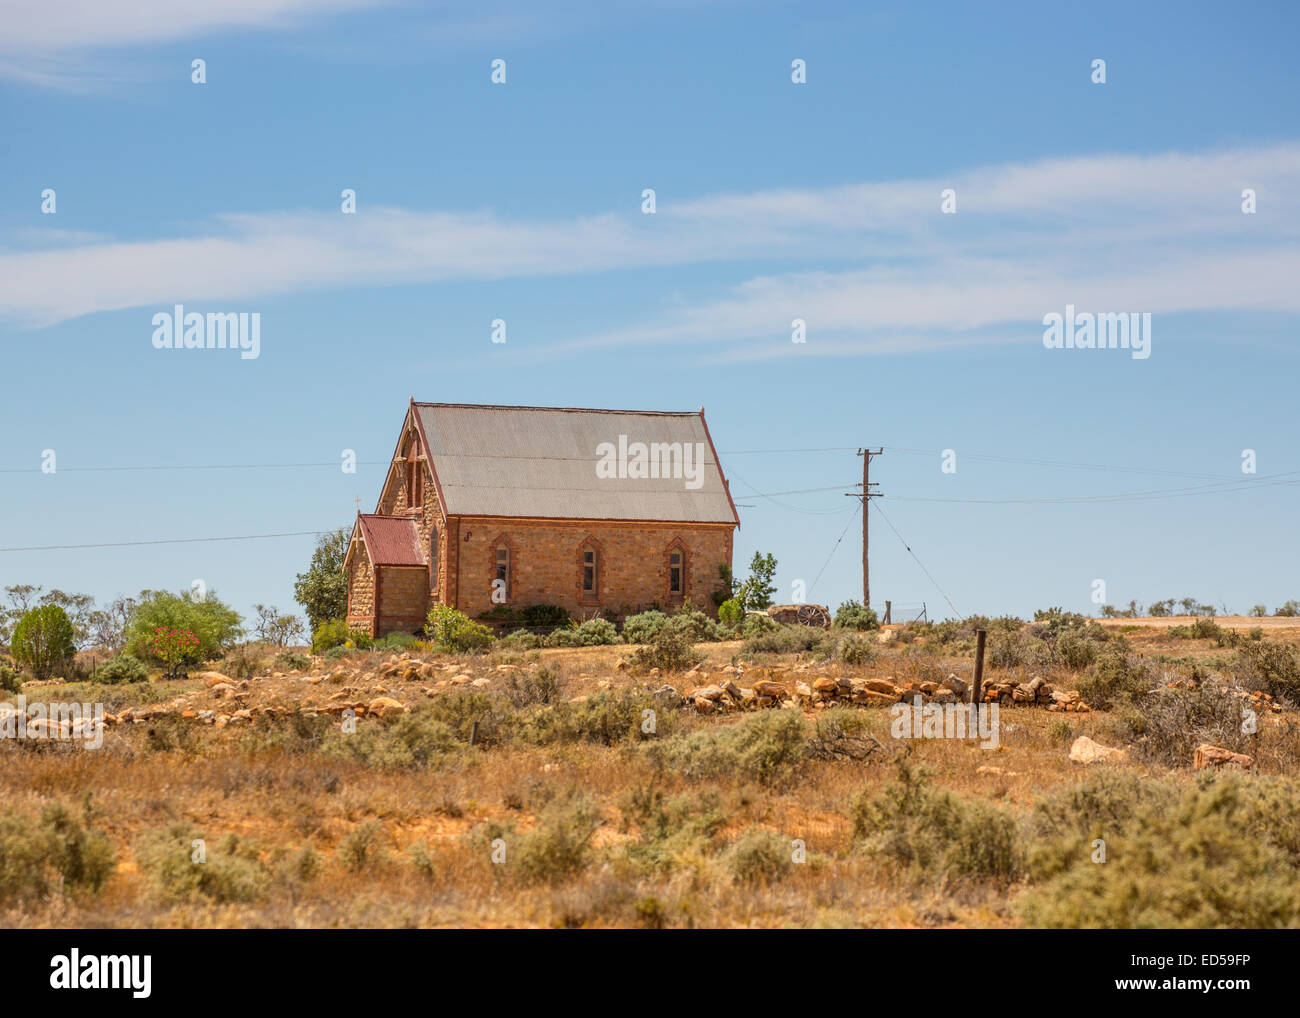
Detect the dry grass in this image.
<box><xmin>2</xmin><ymin>618</ymin><xmax>1298</xmax><ymax>928</ymax></box>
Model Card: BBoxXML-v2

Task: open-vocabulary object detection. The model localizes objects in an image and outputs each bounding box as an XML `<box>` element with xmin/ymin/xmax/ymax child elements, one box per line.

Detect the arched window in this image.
<box><xmin>665</xmin><ymin>541</ymin><xmax>687</xmax><ymax>602</ymax></box>
<box><xmin>405</xmin><ymin>439</ymin><xmax>422</xmax><ymax>510</ymax></box>
<box><xmin>492</xmin><ymin>541</ymin><xmax>511</xmax><ymax>602</ymax></box>
<box><xmin>578</xmin><ymin>537</ymin><xmax>602</xmax><ymax>603</ymax></box>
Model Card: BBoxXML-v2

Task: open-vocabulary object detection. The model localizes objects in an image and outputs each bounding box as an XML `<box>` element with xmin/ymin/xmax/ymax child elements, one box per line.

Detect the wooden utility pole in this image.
<box><xmin>845</xmin><ymin>449</ymin><xmax>883</xmax><ymax>607</ymax></box>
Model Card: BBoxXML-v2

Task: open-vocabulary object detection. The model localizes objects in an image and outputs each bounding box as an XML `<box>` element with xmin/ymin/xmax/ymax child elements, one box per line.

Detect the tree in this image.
<box><xmin>88</xmin><ymin>596</ymin><xmax>137</xmax><ymax>651</ymax></box>
<box><xmin>124</xmin><ymin>589</ymin><xmax>243</xmax><ymax>663</ymax></box>
<box><xmin>294</xmin><ymin>527</ymin><xmax>351</xmax><ymax>632</ymax></box>
<box><xmin>1250</xmin><ymin>604</ymin><xmax>1268</xmax><ymax>618</ymax></box>
<box><xmin>11</xmin><ymin>604</ymin><xmax>77</xmax><ymax>680</ymax></box>
<box><xmin>739</xmin><ymin>552</ymin><xmax>778</xmax><ymax>610</ymax></box>
<box><xmin>253</xmin><ymin>604</ymin><xmax>306</xmax><ymax>647</ymax></box>
<box><xmin>1276</xmin><ymin>600</ymin><xmax>1300</xmax><ymax>618</ymax></box>
<box><xmin>1148</xmin><ymin>598</ymin><xmax>1175</xmax><ymax>618</ymax></box>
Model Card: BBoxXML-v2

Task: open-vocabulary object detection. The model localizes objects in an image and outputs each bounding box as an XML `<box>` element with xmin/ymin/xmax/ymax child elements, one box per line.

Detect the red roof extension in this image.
<box><xmin>356</xmin><ymin>514</ymin><xmax>424</xmax><ymax>566</ymax></box>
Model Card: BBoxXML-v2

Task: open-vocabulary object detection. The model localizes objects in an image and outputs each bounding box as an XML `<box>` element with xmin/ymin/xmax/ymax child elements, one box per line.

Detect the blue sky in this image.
<box><xmin>2</xmin><ymin>0</ymin><xmax>1298</xmax><ymax>628</ymax></box>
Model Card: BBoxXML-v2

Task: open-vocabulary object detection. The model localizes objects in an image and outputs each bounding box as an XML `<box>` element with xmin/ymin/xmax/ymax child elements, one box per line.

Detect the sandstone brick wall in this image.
<box><xmin>450</xmin><ymin>519</ymin><xmax>733</xmax><ymax>620</ymax></box>
<box><xmin>376</xmin><ymin>565</ymin><xmax>430</xmax><ymax>635</ymax></box>
<box><xmin>345</xmin><ymin>553</ymin><xmax>375</xmax><ymax>636</ymax></box>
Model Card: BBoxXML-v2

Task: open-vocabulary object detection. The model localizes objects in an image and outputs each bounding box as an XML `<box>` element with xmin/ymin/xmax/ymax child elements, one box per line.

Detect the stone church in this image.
<box><xmin>344</xmin><ymin>401</ymin><xmax>740</xmax><ymax>637</ymax></box>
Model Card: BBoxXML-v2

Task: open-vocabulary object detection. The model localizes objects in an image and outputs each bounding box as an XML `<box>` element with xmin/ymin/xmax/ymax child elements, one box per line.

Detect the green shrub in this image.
<box><xmin>647</xmin><ymin>710</ymin><xmax>807</xmax><ymax>786</ymax></box>
<box><xmin>498</xmin><ymin>628</ymin><xmax>542</xmax><ymax>652</ymax></box>
<box><xmin>622</xmin><ymin>610</ymin><xmax>670</xmax><ymax>643</ymax></box>
<box><xmin>323</xmin><ymin>707</ymin><xmax>462</xmax><ymax>769</ymax></box>
<box><xmin>124</xmin><ymin>589</ymin><xmax>243</xmax><ymax>663</ymax></box>
<box><xmin>522</xmin><ymin>603</ymin><xmax>570</xmax><ymax>628</ymax></box>
<box><xmin>834</xmin><ymin>600</ymin><xmax>879</xmax><ymax>631</ymax></box>
<box><xmin>738</xmin><ymin>612</ymin><xmax>778</xmax><ymax>638</ymax></box>
<box><xmin>337</xmin><ymin>820</ymin><xmax>387</xmax><ymax>873</ymax></box>
<box><xmin>1236</xmin><ymin>638</ymin><xmax>1300</xmax><ymax>701</ymax></box>
<box><xmin>717</xmin><ymin>597</ymin><xmax>744</xmax><ymax>628</ymax></box>
<box><xmin>726</xmin><ymin>828</ymin><xmax>793</xmax><ymax>884</ymax></box>
<box><xmin>275</xmin><ymin>650</ymin><xmax>311</xmax><ymax>671</ymax></box>
<box><xmin>837</xmin><ymin>632</ymin><xmax>874</xmax><ymax>666</ymax></box>
<box><xmin>504</xmin><ymin>665</ymin><xmax>561</xmax><ymax>707</ymax></box>
<box><xmin>522</xmin><ymin>689</ymin><xmax>660</xmax><ymax>747</ymax></box>
<box><xmin>1018</xmin><ymin>772</ymin><xmax>1300</xmax><ymax>927</ymax></box>
<box><xmin>1076</xmin><ymin>646</ymin><xmax>1153</xmax><ymax>709</ymax></box>
<box><xmin>425</xmin><ymin>605</ymin><xmax>493</xmax><ymax>654</ymax></box>
<box><xmin>0</xmin><ymin>802</ymin><xmax>115</xmax><ymax>903</ymax></box>
<box><xmin>515</xmin><ymin>794</ymin><xmax>602</xmax><ymax>885</ymax></box>
<box><xmin>311</xmin><ymin>618</ymin><xmax>373</xmax><ymax>652</ymax></box>
<box><xmin>96</xmin><ymin>653</ymin><xmax>149</xmax><ymax>684</ymax></box>
<box><xmin>628</xmin><ymin>627</ymin><xmax>703</xmax><ymax>673</ymax></box>
<box><xmin>11</xmin><ymin>604</ymin><xmax>77</xmax><ymax>680</ymax></box>
<box><xmin>136</xmin><ymin>826</ymin><xmax>268</xmax><ymax>904</ymax></box>
<box><xmin>1055</xmin><ymin>629</ymin><xmax>1100</xmax><ymax>670</ymax></box>
<box><xmin>743</xmin><ymin>623</ymin><xmax>834</xmax><ymax>657</ymax></box>
<box><xmin>573</xmin><ymin>618</ymin><xmax>620</xmax><ymax>646</ymax></box>
<box><xmin>0</xmin><ymin>662</ymin><xmax>21</xmax><ymax>694</ymax></box>
<box><xmin>850</xmin><ymin>761</ymin><xmax>1021</xmax><ymax>885</ymax></box>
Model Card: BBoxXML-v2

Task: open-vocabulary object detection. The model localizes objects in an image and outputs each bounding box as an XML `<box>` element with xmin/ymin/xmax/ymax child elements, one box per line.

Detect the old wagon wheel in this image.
<box><xmin>797</xmin><ymin>604</ymin><xmax>830</xmax><ymax>628</ymax></box>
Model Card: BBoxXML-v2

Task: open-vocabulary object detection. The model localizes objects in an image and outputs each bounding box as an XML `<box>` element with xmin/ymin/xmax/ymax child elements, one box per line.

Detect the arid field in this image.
<box><xmin>3</xmin><ymin>613</ymin><xmax>1299</xmax><ymax>929</ymax></box>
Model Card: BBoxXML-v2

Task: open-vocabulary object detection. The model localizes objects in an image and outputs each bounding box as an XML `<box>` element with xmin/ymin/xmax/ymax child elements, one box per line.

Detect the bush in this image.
<box><xmin>516</xmin><ymin>793</ymin><xmax>602</xmax><ymax>885</ymax></box>
<box><xmin>504</xmin><ymin>666</ymin><xmax>560</xmax><ymax>707</ymax></box>
<box><xmin>1056</xmin><ymin>629</ymin><xmax>1099</xmax><ymax>670</ymax></box>
<box><xmin>572</xmin><ymin>618</ymin><xmax>621</xmax><ymax>646</ymax></box>
<box><xmin>837</xmin><ymin>632</ymin><xmax>874</xmax><ymax>666</ymax></box>
<box><xmin>1018</xmin><ymin>772</ymin><xmax>1300</xmax><ymax>927</ymax></box>
<box><xmin>337</xmin><ymin>820</ymin><xmax>387</xmax><ymax>873</ymax></box>
<box><xmin>96</xmin><ymin>653</ymin><xmax>149</xmax><ymax>684</ymax></box>
<box><xmin>0</xmin><ymin>662</ymin><xmax>21</xmax><ymax>694</ymax></box>
<box><xmin>0</xmin><ymin>802</ymin><xmax>115</xmax><ymax>904</ymax></box>
<box><xmin>522</xmin><ymin>689</ymin><xmax>660</xmax><ymax>747</ymax></box>
<box><xmin>522</xmin><ymin>603</ymin><xmax>571</xmax><ymax>628</ymax></box>
<box><xmin>311</xmin><ymin>618</ymin><xmax>373</xmax><ymax>653</ymax></box>
<box><xmin>137</xmin><ymin>826</ymin><xmax>268</xmax><ymax>904</ymax></box>
<box><xmin>498</xmin><ymin>628</ymin><xmax>542</xmax><ymax>652</ymax></box>
<box><xmin>850</xmin><ymin>761</ymin><xmax>1021</xmax><ymax>885</ymax></box>
<box><xmin>743</xmin><ymin>623</ymin><xmax>834</xmax><ymax>657</ymax></box>
<box><xmin>628</xmin><ymin>627</ymin><xmax>703</xmax><ymax>673</ymax></box>
<box><xmin>11</xmin><ymin>604</ymin><xmax>77</xmax><ymax>680</ymax></box>
<box><xmin>726</xmin><ymin>828</ymin><xmax>793</xmax><ymax>884</ymax></box>
<box><xmin>1076</xmin><ymin>646</ymin><xmax>1153</xmax><ymax>709</ymax></box>
<box><xmin>425</xmin><ymin>605</ymin><xmax>493</xmax><ymax>654</ymax></box>
<box><xmin>323</xmin><ymin>707</ymin><xmax>462</xmax><ymax>769</ymax></box>
<box><xmin>622</xmin><ymin>610</ymin><xmax>670</xmax><ymax>644</ymax></box>
<box><xmin>717</xmin><ymin>597</ymin><xmax>744</xmax><ymax>628</ymax></box>
<box><xmin>834</xmin><ymin>600</ymin><xmax>879</xmax><ymax>631</ymax></box>
<box><xmin>124</xmin><ymin>590</ymin><xmax>243</xmax><ymax>664</ymax></box>
<box><xmin>647</xmin><ymin>710</ymin><xmax>807</xmax><ymax>786</ymax></box>
<box><xmin>1119</xmin><ymin>682</ymin><xmax>1249</xmax><ymax>767</ymax></box>
<box><xmin>1236</xmin><ymin>638</ymin><xmax>1300</xmax><ymax>702</ymax></box>
<box><xmin>738</xmin><ymin>612</ymin><xmax>778</xmax><ymax>638</ymax></box>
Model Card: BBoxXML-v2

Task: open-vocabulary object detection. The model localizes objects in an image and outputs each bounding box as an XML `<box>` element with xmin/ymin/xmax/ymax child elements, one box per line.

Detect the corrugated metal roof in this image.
<box><xmin>357</xmin><ymin>514</ymin><xmax>424</xmax><ymax>566</ymax></box>
<box><xmin>414</xmin><ymin>403</ymin><xmax>738</xmax><ymax>524</ymax></box>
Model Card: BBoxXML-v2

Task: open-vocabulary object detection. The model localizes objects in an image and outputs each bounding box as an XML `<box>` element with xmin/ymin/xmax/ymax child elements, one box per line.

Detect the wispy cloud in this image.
<box><xmin>0</xmin><ymin>0</ymin><xmax>389</xmax><ymax>86</ymax></box>
<box><xmin>4</xmin><ymin>144</ymin><xmax>1298</xmax><ymax>360</ymax></box>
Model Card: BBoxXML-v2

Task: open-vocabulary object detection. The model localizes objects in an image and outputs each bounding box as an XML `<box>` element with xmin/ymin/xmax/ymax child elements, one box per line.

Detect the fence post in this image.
<box><xmin>884</xmin><ymin>600</ymin><xmax>892</xmax><ymax>625</ymax></box>
<box><xmin>971</xmin><ymin>629</ymin><xmax>987</xmax><ymax>705</ymax></box>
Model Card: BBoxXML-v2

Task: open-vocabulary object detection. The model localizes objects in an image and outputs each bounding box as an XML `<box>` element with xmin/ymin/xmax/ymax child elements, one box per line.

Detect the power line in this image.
<box><xmin>871</xmin><ymin>500</ymin><xmax>960</xmax><ymax>618</ymax></box>
<box><xmin>808</xmin><ymin>500</ymin><xmax>861</xmax><ymax>598</ymax></box>
<box><xmin>0</xmin><ymin>530</ymin><xmax>335</xmax><ymax>554</ymax></box>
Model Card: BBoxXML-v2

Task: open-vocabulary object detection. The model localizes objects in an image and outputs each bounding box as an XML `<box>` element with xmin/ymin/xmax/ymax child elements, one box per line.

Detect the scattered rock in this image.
<box><xmin>1193</xmin><ymin>744</ymin><xmax>1253</xmax><ymax>771</ymax></box>
<box><xmin>367</xmin><ymin>696</ymin><xmax>407</xmax><ymax>719</ymax></box>
<box><xmin>1069</xmin><ymin>735</ymin><xmax>1127</xmax><ymax>765</ymax></box>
